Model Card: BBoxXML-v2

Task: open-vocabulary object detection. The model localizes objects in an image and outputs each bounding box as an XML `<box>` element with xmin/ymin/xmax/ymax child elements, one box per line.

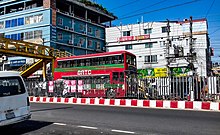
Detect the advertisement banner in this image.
<box><xmin>170</xmin><ymin>67</ymin><xmax>190</xmax><ymax>76</ymax></box>
<box><xmin>138</xmin><ymin>68</ymin><xmax>154</xmax><ymax>78</ymax></box>
<box><xmin>78</xmin><ymin>80</ymin><xmax>83</xmax><ymax>93</ymax></box>
<box><xmin>118</xmin><ymin>35</ymin><xmax>150</xmax><ymax>42</ymax></box>
<box><xmin>48</xmin><ymin>81</ymin><xmax>54</xmax><ymax>93</ymax></box>
<box><xmin>154</xmin><ymin>68</ymin><xmax>168</xmax><ymax>77</ymax></box>
<box><xmin>70</xmin><ymin>80</ymin><xmax>76</xmax><ymax>93</ymax></box>
<box><xmin>64</xmin><ymin>80</ymin><xmax>70</xmax><ymax>93</ymax></box>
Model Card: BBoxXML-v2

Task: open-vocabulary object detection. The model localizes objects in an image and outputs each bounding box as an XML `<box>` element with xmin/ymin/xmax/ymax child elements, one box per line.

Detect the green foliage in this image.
<box><xmin>78</xmin><ymin>0</ymin><xmax>115</xmax><ymax>17</ymax></box>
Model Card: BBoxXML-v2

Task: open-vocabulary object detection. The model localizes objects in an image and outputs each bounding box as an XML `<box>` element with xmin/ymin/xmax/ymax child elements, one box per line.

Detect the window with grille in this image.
<box><xmin>144</xmin><ymin>55</ymin><xmax>157</xmax><ymax>63</ymax></box>
<box><xmin>145</xmin><ymin>43</ymin><xmax>153</xmax><ymax>48</ymax></box>
<box><xmin>125</xmin><ymin>45</ymin><xmax>132</xmax><ymax>50</ymax></box>
<box><xmin>123</xmin><ymin>31</ymin><xmax>130</xmax><ymax>36</ymax></box>
<box><xmin>144</xmin><ymin>28</ymin><xmax>152</xmax><ymax>34</ymax></box>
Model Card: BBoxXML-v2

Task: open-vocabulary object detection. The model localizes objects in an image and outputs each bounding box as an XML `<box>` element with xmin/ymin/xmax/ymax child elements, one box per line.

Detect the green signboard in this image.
<box><xmin>170</xmin><ymin>67</ymin><xmax>190</xmax><ymax>76</ymax></box>
<box><xmin>138</xmin><ymin>67</ymin><xmax>191</xmax><ymax>78</ymax></box>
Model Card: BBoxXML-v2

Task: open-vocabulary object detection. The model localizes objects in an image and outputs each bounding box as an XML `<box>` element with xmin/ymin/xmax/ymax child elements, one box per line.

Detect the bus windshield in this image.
<box><xmin>126</xmin><ymin>54</ymin><xmax>136</xmax><ymax>66</ymax></box>
<box><xmin>0</xmin><ymin>77</ymin><xmax>25</xmax><ymax>97</ymax></box>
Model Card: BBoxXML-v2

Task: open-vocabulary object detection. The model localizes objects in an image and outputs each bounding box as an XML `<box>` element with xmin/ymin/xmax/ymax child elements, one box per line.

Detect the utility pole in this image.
<box><xmin>189</xmin><ymin>16</ymin><xmax>193</xmax><ymax>56</ymax></box>
<box><xmin>189</xmin><ymin>16</ymin><xmax>196</xmax><ymax>75</ymax></box>
<box><xmin>166</xmin><ymin>19</ymin><xmax>171</xmax><ymax>77</ymax></box>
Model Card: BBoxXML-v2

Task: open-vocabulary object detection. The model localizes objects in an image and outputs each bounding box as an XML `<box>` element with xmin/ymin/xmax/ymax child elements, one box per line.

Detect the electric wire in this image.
<box><xmin>205</xmin><ymin>0</ymin><xmax>216</xmax><ymax>18</ymax></box>
<box><xmin>117</xmin><ymin>0</ymin><xmax>201</xmax><ymax>20</ymax></box>
<box><xmin>109</xmin><ymin>0</ymin><xmax>141</xmax><ymax>11</ymax></box>
<box><xmin>120</xmin><ymin>0</ymin><xmax>168</xmax><ymax>18</ymax></box>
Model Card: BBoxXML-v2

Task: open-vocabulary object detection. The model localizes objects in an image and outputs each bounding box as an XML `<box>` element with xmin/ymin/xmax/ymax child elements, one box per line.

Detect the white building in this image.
<box><xmin>106</xmin><ymin>18</ymin><xmax>212</xmax><ymax>77</ymax></box>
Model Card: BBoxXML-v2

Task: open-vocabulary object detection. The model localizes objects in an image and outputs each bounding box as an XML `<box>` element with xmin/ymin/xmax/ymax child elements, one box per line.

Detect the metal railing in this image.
<box><xmin>24</xmin><ymin>76</ymin><xmax>220</xmax><ymax>101</ymax></box>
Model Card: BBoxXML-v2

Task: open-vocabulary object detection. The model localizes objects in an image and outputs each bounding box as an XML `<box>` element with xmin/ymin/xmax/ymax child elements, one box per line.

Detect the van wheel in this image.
<box><xmin>106</xmin><ymin>89</ymin><xmax>116</xmax><ymax>99</ymax></box>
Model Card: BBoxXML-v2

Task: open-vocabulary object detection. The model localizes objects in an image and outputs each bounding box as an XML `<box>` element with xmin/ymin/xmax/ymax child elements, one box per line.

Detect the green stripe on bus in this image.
<box><xmin>55</xmin><ymin>64</ymin><xmax>124</xmax><ymax>72</ymax></box>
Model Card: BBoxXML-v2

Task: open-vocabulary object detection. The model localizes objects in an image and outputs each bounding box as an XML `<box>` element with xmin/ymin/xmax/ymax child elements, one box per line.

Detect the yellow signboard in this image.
<box><xmin>154</xmin><ymin>68</ymin><xmax>167</xmax><ymax>77</ymax></box>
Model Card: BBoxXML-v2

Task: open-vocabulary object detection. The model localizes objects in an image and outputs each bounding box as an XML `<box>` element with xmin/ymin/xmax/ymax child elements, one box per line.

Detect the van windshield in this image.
<box><xmin>0</xmin><ymin>76</ymin><xmax>25</xmax><ymax>97</ymax></box>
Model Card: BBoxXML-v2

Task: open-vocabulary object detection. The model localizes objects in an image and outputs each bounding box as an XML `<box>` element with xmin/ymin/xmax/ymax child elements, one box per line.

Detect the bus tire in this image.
<box><xmin>106</xmin><ymin>89</ymin><xmax>116</xmax><ymax>99</ymax></box>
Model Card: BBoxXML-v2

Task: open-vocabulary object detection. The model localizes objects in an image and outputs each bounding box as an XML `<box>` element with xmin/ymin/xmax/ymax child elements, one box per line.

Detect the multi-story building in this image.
<box><xmin>0</xmin><ymin>0</ymin><xmax>116</xmax><ymax>56</ymax></box>
<box><xmin>106</xmin><ymin>18</ymin><xmax>212</xmax><ymax>77</ymax></box>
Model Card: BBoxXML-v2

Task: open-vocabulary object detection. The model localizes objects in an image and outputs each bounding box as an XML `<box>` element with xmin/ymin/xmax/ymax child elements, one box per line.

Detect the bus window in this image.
<box><xmin>121</xmin><ymin>54</ymin><xmax>124</xmax><ymax>63</ymax></box>
<box><xmin>113</xmin><ymin>55</ymin><xmax>119</xmax><ymax>64</ymax></box>
<box><xmin>96</xmin><ymin>78</ymin><xmax>101</xmax><ymax>89</ymax></box>
<box><xmin>96</xmin><ymin>58</ymin><xmax>100</xmax><ymax>65</ymax></box>
<box><xmin>72</xmin><ymin>60</ymin><xmax>77</xmax><ymax>67</ymax></box>
<box><xmin>126</xmin><ymin>54</ymin><xmax>136</xmax><ymax>66</ymax></box>
<box><xmin>105</xmin><ymin>57</ymin><xmax>110</xmax><ymax>64</ymax></box>
<box><xmin>113</xmin><ymin>72</ymin><xmax>119</xmax><ymax>81</ymax></box>
<box><xmin>76</xmin><ymin>60</ymin><xmax>80</xmax><ymax>67</ymax></box>
<box><xmin>70</xmin><ymin>60</ymin><xmax>74</xmax><ymax>67</ymax></box>
<box><xmin>86</xmin><ymin>77</ymin><xmax>92</xmax><ymax>89</ymax></box>
<box><xmin>58</xmin><ymin>61</ymin><xmax>62</xmax><ymax>68</ymax></box>
<box><xmin>86</xmin><ymin>59</ymin><xmax>91</xmax><ymax>66</ymax></box>
<box><xmin>131</xmin><ymin>55</ymin><xmax>136</xmax><ymax>66</ymax></box>
<box><xmin>80</xmin><ymin>59</ymin><xmax>85</xmax><ymax>66</ymax></box>
<box><xmin>67</xmin><ymin>60</ymin><xmax>70</xmax><ymax>68</ymax></box>
<box><xmin>134</xmin><ymin>56</ymin><xmax>136</xmax><ymax>66</ymax></box>
<box><xmin>91</xmin><ymin>58</ymin><xmax>98</xmax><ymax>66</ymax></box>
<box><xmin>108</xmin><ymin>56</ymin><xmax>113</xmax><ymax>64</ymax></box>
<box><xmin>126</xmin><ymin>55</ymin><xmax>131</xmax><ymax>65</ymax></box>
<box><xmin>62</xmin><ymin>61</ymin><xmax>67</xmax><ymax>68</ymax></box>
<box><xmin>100</xmin><ymin>76</ymin><xmax>109</xmax><ymax>89</ymax></box>
<box><xmin>100</xmin><ymin>57</ymin><xmax>105</xmax><ymax>65</ymax></box>
<box><xmin>119</xmin><ymin>72</ymin><xmax>124</xmax><ymax>82</ymax></box>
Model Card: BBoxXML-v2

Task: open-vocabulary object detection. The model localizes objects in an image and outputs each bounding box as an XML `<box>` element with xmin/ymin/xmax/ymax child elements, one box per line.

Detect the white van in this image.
<box><xmin>0</xmin><ymin>71</ymin><xmax>31</xmax><ymax>126</ymax></box>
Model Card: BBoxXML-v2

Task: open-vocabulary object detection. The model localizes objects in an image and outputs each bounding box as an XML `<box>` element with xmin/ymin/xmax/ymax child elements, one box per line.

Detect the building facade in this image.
<box><xmin>0</xmin><ymin>0</ymin><xmax>116</xmax><ymax>55</ymax></box>
<box><xmin>0</xmin><ymin>0</ymin><xmax>116</xmax><ymax>71</ymax></box>
<box><xmin>106</xmin><ymin>19</ymin><xmax>212</xmax><ymax>77</ymax></box>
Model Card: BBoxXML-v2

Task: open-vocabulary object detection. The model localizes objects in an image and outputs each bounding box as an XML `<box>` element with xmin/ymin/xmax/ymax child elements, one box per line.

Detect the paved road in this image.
<box><xmin>1</xmin><ymin>103</ymin><xmax>220</xmax><ymax>135</ymax></box>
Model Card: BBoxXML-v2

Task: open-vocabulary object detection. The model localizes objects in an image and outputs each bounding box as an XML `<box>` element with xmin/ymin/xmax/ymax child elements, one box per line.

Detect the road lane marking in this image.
<box><xmin>77</xmin><ymin>125</ymin><xmax>98</xmax><ymax>129</ymax></box>
<box><xmin>53</xmin><ymin>123</ymin><xmax>67</xmax><ymax>126</ymax></box>
<box><xmin>111</xmin><ymin>129</ymin><xmax>135</xmax><ymax>134</ymax></box>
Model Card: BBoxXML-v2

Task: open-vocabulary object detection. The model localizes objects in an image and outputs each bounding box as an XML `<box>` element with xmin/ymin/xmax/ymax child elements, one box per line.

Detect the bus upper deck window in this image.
<box><xmin>70</xmin><ymin>60</ymin><xmax>74</xmax><ymax>67</ymax></box>
<box><xmin>86</xmin><ymin>59</ymin><xmax>90</xmax><ymax>66</ymax></box>
<box><xmin>100</xmin><ymin>57</ymin><xmax>105</xmax><ymax>65</ymax></box>
<box><xmin>73</xmin><ymin>60</ymin><xmax>77</xmax><ymax>67</ymax></box>
<box><xmin>80</xmin><ymin>59</ymin><xmax>85</xmax><ymax>66</ymax></box>
<box><xmin>119</xmin><ymin>54</ymin><xmax>124</xmax><ymax>63</ymax></box>
<box><xmin>113</xmin><ymin>56</ymin><xmax>119</xmax><ymax>64</ymax></box>
<box><xmin>67</xmin><ymin>61</ymin><xmax>70</xmax><ymax>68</ymax></box>
<box><xmin>58</xmin><ymin>61</ymin><xmax>62</xmax><ymax>68</ymax></box>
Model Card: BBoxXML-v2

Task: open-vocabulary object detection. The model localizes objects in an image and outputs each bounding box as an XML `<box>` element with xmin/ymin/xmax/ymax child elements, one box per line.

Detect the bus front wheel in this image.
<box><xmin>106</xmin><ymin>89</ymin><xmax>116</xmax><ymax>99</ymax></box>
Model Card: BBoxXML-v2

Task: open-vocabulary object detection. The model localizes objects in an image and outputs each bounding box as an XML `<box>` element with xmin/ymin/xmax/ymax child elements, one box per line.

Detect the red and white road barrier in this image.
<box><xmin>29</xmin><ymin>97</ymin><xmax>220</xmax><ymax>112</ymax></box>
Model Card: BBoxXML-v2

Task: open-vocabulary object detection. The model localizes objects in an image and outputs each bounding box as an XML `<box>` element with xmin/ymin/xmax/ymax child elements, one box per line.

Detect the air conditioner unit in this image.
<box><xmin>65</xmin><ymin>12</ymin><xmax>69</xmax><ymax>15</ymax></box>
<box><xmin>68</xmin><ymin>40</ymin><xmax>73</xmax><ymax>45</ymax></box>
<box><xmin>88</xmin><ymin>19</ymin><xmax>91</xmax><ymax>22</ymax></box>
<box><xmin>65</xmin><ymin>26</ymin><xmax>69</xmax><ymax>30</ymax></box>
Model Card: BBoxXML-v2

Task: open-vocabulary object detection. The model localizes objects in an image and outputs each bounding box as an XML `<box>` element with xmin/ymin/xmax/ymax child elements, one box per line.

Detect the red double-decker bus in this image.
<box><xmin>54</xmin><ymin>51</ymin><xmax>138</xmax><ymax>98</ymax></box>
